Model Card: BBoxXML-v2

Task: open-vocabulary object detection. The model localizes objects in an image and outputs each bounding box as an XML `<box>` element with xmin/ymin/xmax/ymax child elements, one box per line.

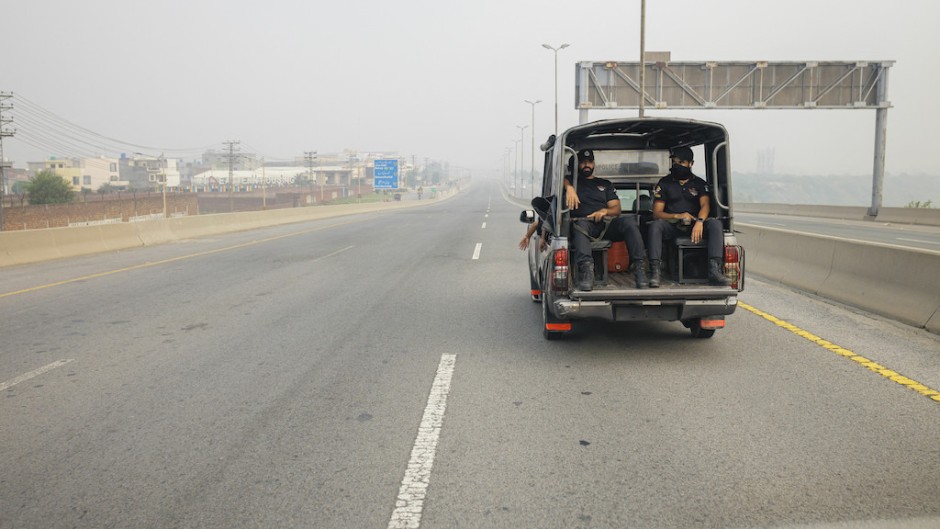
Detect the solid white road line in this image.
<box><xmin>0</xmin><ymin>359</ymin><xmax>74</xmax><ymax>392</ymax></box>
<box><xmin>388</xmin><ymin>354</ymin><xmax>456</xmax><ymax>529</ymax></box>
<box><xmin>472</xmin><ymin>243</ymin><xmax>482</xmax><ymax>260</ymax></box>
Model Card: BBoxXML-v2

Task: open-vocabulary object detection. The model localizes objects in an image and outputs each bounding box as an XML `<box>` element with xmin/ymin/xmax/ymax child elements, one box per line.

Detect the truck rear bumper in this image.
<box><xmin>554</xmin><ymin>296</ymin><xmax>738</xmax><ymax>322</ymax></box>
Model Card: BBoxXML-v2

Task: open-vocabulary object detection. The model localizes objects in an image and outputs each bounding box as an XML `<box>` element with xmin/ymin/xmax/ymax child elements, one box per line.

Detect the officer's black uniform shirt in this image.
<box><xmin>652</xmin><ymin>173</ymin><xmax>709</xmax><ymax>215</ymax></box>
<box><xmin>566</xmin><ymin>176</ymin><xmax>618</xmax><ymax>217</ymax></box>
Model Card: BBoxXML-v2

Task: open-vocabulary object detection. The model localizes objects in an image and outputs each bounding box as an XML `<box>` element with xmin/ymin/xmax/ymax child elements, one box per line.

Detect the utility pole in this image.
<box><xmin>304</xmin><ymin>151</ymin><xmax>317</xmax><ymax>203</ymax></box>
<box><xmin>0</xmin><ymin>92</ymin><xmax>14</xmax><ymax>232</ymax></box>
<box><xmin>160</xmin><ymin>154</ymin><xmax>167</xmax><ymax>218</ymax></box>
<box><xmin>261</xmin><ymin>157</ymin><xmax>267</xmax><ymax>210</ymax></box>
<box><xmin>223</xmin><ymin>140</ymin><xmax>240</xmax><ymax>212</ymax></box>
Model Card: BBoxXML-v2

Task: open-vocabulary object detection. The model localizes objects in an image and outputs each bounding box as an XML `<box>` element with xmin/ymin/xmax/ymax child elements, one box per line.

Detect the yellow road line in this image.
<box><xmin>739</xmin><ymin>302</ymin><xmax>940</xmax><ymax>405</ymax></box>
<box><xmin>0</xmin><ymin>221</ymin><xmax>357</xmax><ymax>300</ymax></box>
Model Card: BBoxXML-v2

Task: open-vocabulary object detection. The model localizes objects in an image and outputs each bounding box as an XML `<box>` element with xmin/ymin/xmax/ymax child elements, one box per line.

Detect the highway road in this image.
<box><xmin>2</xmin><ymin>180</ymin><xmax>939</xmax><ymax>529</ymax></box>
<box><xmin>736</xmin><ymin>212</ymin><xmax>940</xmax><ymax>252</ymax></box>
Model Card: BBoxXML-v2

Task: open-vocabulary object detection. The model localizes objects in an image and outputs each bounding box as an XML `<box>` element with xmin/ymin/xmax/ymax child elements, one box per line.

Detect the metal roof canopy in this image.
<box><xmin>575</xmin><ymin>60</ymin><xmax>894</xmax><ymax>216</ymax></box>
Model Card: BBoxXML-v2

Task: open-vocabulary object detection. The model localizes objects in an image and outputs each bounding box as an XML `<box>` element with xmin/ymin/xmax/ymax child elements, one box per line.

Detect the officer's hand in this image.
<box><xmin>691</xmin><ymin>221</ymin><xmax>704</xmax><ymax>244</ymax></box>
<box><xmin>565</xmin><ymin>190</ymin><xmax>580</xmax><ymax>210</ymax></box>
<box><xmin>587</xmin><ymin>209</ymin><xmax>606</xmax><ymax>223</ymax></box>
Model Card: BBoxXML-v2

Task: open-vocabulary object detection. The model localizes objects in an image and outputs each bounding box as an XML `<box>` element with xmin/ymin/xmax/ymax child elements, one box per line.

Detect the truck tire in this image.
<box><xmin>689</xmin><ymin>320</ymin><xmax>716</xmax><ymax>339</ymax></box>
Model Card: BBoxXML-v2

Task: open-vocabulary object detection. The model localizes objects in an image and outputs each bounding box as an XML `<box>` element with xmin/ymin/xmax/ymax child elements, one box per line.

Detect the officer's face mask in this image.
<box><xmin>670</xmin><ymin>162</ymin><xmax>692</xmax><ymax>180</ymax></box>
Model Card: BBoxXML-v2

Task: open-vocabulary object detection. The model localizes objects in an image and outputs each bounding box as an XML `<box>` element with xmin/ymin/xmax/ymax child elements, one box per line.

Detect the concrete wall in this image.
<box><xmin>1</xmin><ymin>195</ymin><xmax>199</xmax><ymax>230</ymax></box>
<box><xmin>736</xmin><ymin>223</ymin><xmax>940</xmax><ymax>334</ymax></box>
<box><xmin>0</xmin><ymin>189</ymin><xmax>459</xmax><ymax>269</ymax></box>
<box><xmin>736</xmin><ymin>203</ymin><xmax>940</xmax><ymax>226</ymax></box>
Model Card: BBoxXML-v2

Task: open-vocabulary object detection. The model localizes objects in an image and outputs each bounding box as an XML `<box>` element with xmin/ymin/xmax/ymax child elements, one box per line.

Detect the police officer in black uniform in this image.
<box><xmin>647</xmin><ymin>146</ymin><xmax>730</xmax><ymax>287</ymax></box>
<box><xmin>564</xmin><ymin>149</ymin><xmax>649</xmax><ymax>291</ymax></box>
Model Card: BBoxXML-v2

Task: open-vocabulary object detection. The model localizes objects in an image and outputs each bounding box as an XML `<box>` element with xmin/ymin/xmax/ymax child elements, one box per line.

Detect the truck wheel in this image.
<box><xmin>689</xmin><ymin>320</ymin><xmax>716</xmax><ymax>339</ymax></box>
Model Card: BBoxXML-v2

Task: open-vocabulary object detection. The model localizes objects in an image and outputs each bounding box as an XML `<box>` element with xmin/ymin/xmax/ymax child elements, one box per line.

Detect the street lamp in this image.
<box><xmin>516</xmin><ymin>125</ymin><xmax>527</xmax><ymax>198</ymax></box>
<box><xmin>504</xmin><ymin>147</ymin><xmax>512</xmax><ymax>190</ymax></box>
<box><xmin>639</xmin><ymin>0</ymin><xmax>647</xmax><ymax>118</ymax></box>
<box><xmin>541</xmin><ymin>43</ymin><xmax>569</xmax><ymax>136</ymax></box>
<box><xmin>524</xmin><ymin>99</ymin><xmax>542</xmax><ymax>197</ymax></box>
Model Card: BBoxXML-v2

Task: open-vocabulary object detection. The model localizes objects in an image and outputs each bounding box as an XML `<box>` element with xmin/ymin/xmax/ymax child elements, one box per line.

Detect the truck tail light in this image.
<box><xmin>552</xmin><ymin>247</ymin><xmax>569</xmax><ymax>291</ymax></box>
<box><xmin>724</xmin><ymin>245</ymin><xmax>745</xmax><ymax>290</ymax></box>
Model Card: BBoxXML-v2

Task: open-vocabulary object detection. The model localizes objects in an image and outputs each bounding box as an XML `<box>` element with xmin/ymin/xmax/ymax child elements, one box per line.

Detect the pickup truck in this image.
<box><xmin>521</xmin><ymin>117</ymin><xmax>745</xmax><ymax>339</ymax></box>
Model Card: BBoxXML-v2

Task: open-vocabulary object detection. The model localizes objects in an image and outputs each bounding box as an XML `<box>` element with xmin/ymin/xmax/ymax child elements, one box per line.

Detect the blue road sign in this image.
<box><xmin>374</xmin><ymin>159</ymin><xmax>399</xmax><ymax>189</ymax></box>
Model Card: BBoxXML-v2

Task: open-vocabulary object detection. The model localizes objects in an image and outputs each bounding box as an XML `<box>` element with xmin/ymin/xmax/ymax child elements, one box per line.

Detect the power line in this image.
<box><xmin>10</xmin><ymin>93</ymin><xmax>217</xmax><ymax>158</ymax></box>
<box><xmin>0</xmin><ymin>92</ymin><xmax>13</xmax><ymax>231</ymax></box>
<box><xmin>223</xmin><ymin>140</ymin><xmax>240</xmax><ymax>212</ymax></box>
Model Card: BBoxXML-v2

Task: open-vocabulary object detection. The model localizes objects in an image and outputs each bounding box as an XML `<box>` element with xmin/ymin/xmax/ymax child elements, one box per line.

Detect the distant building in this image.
<box><xmin>27</xmin><ymin>156</ymin><xmax>123</xmax><ymax>191</ymax></box>
<box><xmin>190</xmin><ymin>166</ymin><xmax>356</xmax><ymax>191</ymax></box>
<box><xmin>118</xmin><ymin>154</ymin><xmax>180</xmax><ymax>191</ymax></box>
<box><xmin>202</xmin><ymin>149</ymin><xmax>256</xmax><ymax>171</ymax></box>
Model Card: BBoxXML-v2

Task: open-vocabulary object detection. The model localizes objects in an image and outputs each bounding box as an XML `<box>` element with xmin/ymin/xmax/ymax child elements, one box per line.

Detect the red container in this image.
<box><xmin>608</xmin><ymin>241</ymin><xmax>629</xmax><ymax>272</ymax></box>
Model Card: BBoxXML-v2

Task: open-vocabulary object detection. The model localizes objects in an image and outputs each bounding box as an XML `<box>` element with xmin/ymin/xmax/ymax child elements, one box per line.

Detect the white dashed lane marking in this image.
<box><xmin>472</xmin><ymin>243</ymin><xmax>482</xmax><ymax>260</ymax></box>
<box><xmin>388</xmin><ymin>354</ymin><xmax>456</xmax><ymax>529</ymax></box>
<box><xmin>0</xmin><ymin>359</ymin><xmax>74</xmax><ymax>391</ymax></box>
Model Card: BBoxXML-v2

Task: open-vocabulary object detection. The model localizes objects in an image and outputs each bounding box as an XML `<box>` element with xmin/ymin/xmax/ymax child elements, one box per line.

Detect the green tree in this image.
<box><xmin>11</xmin><ymin>181</ymin><xmax>30</xmax><ymax>194</ymax></box>
<box><xmin>26</xmin><ymin>170</ymin><xmax>74</xmax><ymax>204</ymax></box>
<box><xmin>905</xmin><ymin>199</ymin><xmax>933</xmax><ymax>209</ymax></box>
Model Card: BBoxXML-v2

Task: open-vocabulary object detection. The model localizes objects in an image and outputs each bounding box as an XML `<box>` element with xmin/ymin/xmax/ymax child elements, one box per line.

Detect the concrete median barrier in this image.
<box><xmin>0</xmin><ymin>190</ymin><xmax>459</xmax><ymax>268</ymax></box>
<box><xmin>743</xmin><ymin>227</ymin><xmax>835</xmax><ymax>295</ymax></box>
<box><xmin>736</xmin><ymin>203</ymin><xmax>940</xmax><ymax>227</ymax></box>
<box><xmin>0</xmin><ymin>229</ymin><xmax>63</xmax><ymax>266</ymax></box>
<box><xmin>49</xmin><ymin>226</ymin><xmax>113</xmax><ymax>263</ymax></box>
<box><xmin>736</xmin><ymin>223</ymin><xmax>940</xmax><ymax>334</ymax></box>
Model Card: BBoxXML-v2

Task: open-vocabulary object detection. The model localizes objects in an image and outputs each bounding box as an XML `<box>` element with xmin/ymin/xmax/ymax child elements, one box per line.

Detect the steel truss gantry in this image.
<box><xmin>575</xmin><ymin>60</ymin><xmax>894</xmax><ymax>216</ymax></box>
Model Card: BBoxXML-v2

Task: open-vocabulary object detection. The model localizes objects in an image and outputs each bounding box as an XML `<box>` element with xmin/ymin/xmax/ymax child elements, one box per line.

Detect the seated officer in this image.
<box><xmin>564</xmin><ymin>149</ymin><xmax>649</xmax><ymax>291</ymax></box>
<box><xmin>647</xmin><ymin>146</ymin><xmax>730</xmax><ymax>287</ymax></box>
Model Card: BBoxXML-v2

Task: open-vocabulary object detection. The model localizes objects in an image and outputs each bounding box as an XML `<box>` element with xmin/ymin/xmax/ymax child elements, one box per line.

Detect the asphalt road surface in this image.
<box><xmin>2</xmin><ymin>180</ymin><xmax>939</xmax><ymax>529</ymax></box>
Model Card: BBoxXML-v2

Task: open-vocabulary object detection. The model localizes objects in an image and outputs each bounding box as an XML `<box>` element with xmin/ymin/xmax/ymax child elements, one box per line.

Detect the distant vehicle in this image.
<box><xmin>521</xmin><ymin>118</ymin><xmax>745</xmax><ymax>339</ymax></box>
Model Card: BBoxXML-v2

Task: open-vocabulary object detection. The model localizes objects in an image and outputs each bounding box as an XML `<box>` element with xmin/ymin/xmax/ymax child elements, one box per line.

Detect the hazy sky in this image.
<box><xmin>2</xmin><ymin>0</ymin><xmax>938</xmax><ymax>178</ymax></box>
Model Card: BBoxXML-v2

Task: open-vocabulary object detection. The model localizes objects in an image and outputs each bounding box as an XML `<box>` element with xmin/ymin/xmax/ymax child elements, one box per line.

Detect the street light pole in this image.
<box><xmin>524</xmin><ymin>99</ymin><xmax>542</xmax><ymax>197</ymax></box>
<box><xmin>505</xmin><ymin>147</ymin><xmax>512</xmax><ymax>190</ymax></box>
<box><xmin>541</xmin><ymin>43</ymin><xmax>569</xmax><ymax>136</ymax></box>
<box><xmin>516</xmin><ymin>125</ymin><xmax>527</xmax><ymax>198</ymax></box>
<box><xmin>639</xmin><ymin>0</ymin><xmax>647</xmax><ymax>118</ymax></box>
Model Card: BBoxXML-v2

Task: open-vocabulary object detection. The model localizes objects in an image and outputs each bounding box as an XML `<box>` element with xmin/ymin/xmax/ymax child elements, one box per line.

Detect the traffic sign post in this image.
<box><xmin>374</xmin><ymin>159</ymin><xmax>399</xmax><ymax>190</ymax></box>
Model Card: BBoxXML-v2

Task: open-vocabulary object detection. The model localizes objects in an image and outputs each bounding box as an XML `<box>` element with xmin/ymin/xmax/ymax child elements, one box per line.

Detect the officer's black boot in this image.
<box><xmin>649</xmin><ymin>260</ymin><xmax>661</xmax><ymax>288</ymax></box>
<box><xmin>634</xmin><ymin>260</ymin><xmax>650</xmax><ymax>289</ymax></box>
<box><xmin>577</xmin><ymin>262</ymin><xmax>594</xmax><ymax>291</ymax></box>
<box><xmin>708</xmin><ymin>258</ymin><xmax>731</xmax><ymax>286</ymax></box>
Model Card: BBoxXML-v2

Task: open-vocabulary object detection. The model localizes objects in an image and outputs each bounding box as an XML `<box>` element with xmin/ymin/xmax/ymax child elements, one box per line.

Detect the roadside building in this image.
<box><xmin>118</xmin><ymin>154</ymin><xmax>180</xmax><ymax>191</ymax></box>
<box><xmin>27</xmin><ymin>156</ymin><xmax>123</xmax><ymax>191</ymax></box>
